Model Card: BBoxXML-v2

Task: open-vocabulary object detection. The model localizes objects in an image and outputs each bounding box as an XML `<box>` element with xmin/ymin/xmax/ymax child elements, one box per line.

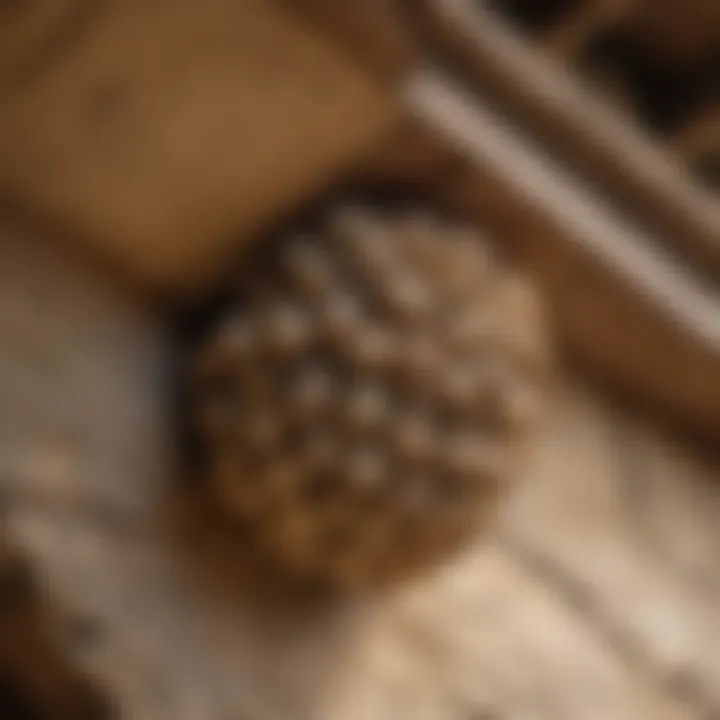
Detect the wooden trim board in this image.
<box><xmin>414</xmin><ymin>0</ymin><xmax>720</xmax><ymax>279</ymax></box>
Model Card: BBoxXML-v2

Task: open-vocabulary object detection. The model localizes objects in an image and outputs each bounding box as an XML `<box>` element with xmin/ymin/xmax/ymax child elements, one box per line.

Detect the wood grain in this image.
<box><xmin>0</xmin><ymin>0</ymin><xmax>398</xmax><ymax>296</ymax></box>
<box><xmin>416</xmin><ymin>0</ymin><xmax>720</xmax><ymax>278</ymax></box>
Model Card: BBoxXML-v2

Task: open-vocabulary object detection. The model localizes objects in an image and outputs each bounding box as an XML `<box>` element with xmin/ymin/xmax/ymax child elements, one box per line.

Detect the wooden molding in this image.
<box><xmin>414</xmin><ymin>0</ymin><xmax>720</xmax><ymax>279</ymax></box>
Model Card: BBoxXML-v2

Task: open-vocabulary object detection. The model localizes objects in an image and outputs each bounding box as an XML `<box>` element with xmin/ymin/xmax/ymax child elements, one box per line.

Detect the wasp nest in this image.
<box><xmin>192</xmin><ymin>203</ymin><xmax>549</xmax><ymax>588</ymax></box>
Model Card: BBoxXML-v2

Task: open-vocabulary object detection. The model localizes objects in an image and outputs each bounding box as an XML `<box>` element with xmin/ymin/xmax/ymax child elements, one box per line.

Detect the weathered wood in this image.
<box><xmin>324</xmin><ymin>546</ymin><xmax>694</xmax><ymax>720</ymax></box>
<box><xmin>0</xmin><ymin>0</ymin><xmax>399</xmax><ymax>296</ymax></box>
<box><xmin>505</xmin><ymin>381</ymin><xmax>720</xmax><ymax>715</ymax></box>
<box><xmin>1</xmin><ymin>223</ymin><xmax>719</xmax><ymax>719</ymax></box>
<box><xmin>415</xmin><ymin>0</ymin><xmax>720</xmax><ymax>278</ymax></box>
